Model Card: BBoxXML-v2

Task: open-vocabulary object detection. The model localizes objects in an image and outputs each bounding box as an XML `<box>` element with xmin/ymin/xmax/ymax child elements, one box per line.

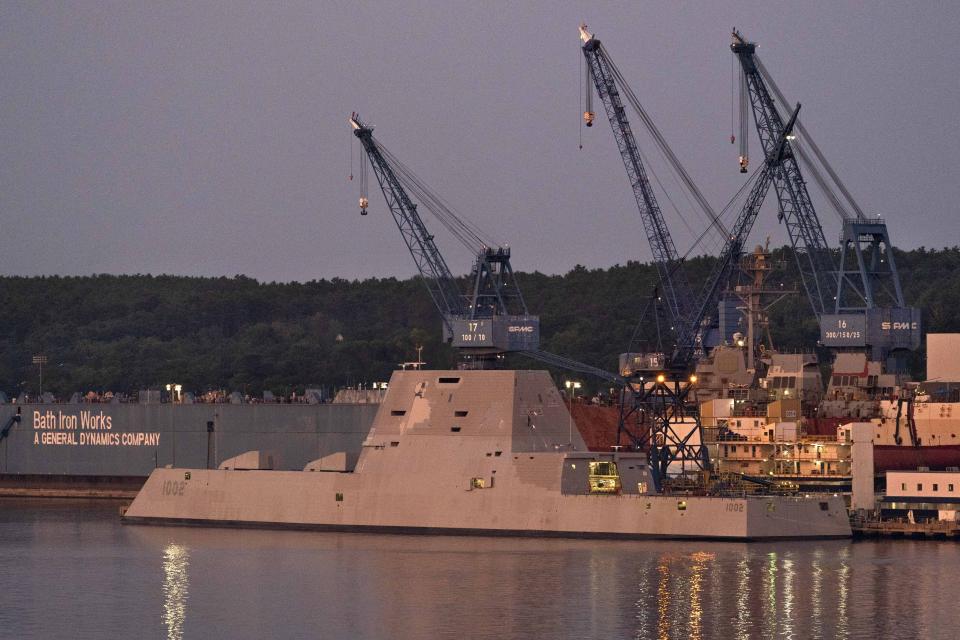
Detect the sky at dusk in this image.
<box><xmin>1</xmin><ymin>2</ymin><xmax>957</xmax><ymax>282</ymax></box>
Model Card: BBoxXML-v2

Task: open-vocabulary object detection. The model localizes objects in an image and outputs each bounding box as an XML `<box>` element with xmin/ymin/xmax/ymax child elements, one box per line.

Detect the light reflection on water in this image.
<box><xmin>734</xmin><ymin>556</ymin><xmax>752</xmax><ymax>640</ymax></box>
<box><xmin>810</xmin><ymin>548</ymin><xmax>823</xmax><ymax>639</ymax></box>
<box><xmin>162</xmin><ymin>544</ymin><xmax>189</xmax><ymax>640</ymax></box>
<box><xmin>687</xmin><ymin>551</ymin><xmax>711</xmax><ymax>640</ymax></box>
<box><xmin>2</xmin><ymin>500</ymin><xmax>960</xmax><ymax>639</ymax></box>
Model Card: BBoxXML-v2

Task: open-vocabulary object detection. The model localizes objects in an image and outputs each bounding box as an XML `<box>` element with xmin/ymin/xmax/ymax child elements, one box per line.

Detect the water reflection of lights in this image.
<box><xmin>163</xmin><ymin>543</ymin><xmax>190</xmax><ymax>640</ymax></box>
<box><xmin>782</xmin><ymin>554</ymin><xmax>795</xmax><ymax>640</ymax></box>
<box><xmin>734</xmin><ymin>557</ymin><xmax>752</xmax><ymax>640</ymax></box>
<box><xmin>811</xmin><ymin>548</ymin><xmax>823</xmax><ymax>639</ymax></box>
<box><xmin>762</xmin><ymin>552</ymin><xmax>777</xmax><ymax>638</ymax></box>
<box><xmin>687</xmin><ymin>551</ymin><xmax>713</xmax><ymax>640</ymax></box>
<box><xmin>835</xmin><ymin>546</ymin><xmax>850</xmax><ymax>640</ymax></box>
<box><xmin>657</xmin><ymin>558</ymin><xmax>671</xmax><ymax>640</ymax></box>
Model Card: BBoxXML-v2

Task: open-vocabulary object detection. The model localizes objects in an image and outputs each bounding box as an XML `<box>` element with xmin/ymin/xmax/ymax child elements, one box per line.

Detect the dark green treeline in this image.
<box><xmin>2</xmin><ymin>246</ymin><xmax>957</xmax><ymax>397</ymax></box>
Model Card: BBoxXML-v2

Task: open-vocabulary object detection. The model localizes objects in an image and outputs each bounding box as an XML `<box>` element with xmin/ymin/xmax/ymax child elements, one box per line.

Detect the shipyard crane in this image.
<box><xmin>580</xmin><ymin>24</ymin><xmax>727</xmax><ymax>484</ymax></box>
<box><xmin>580</xmin><ymin>26</ymin><xmax>808</xmax><ymax>485</ymax></box>
<box><xmin>675</xmin><ymin>105</ymin><xmax>802</xmax><ymax>365</ymax></box>
<box><xmin>730</xmin><ymin>30</ymin><xmax>920</xmax><ymax>365</ymax></box>
<box><xmin>580</xmin><ymin>24</ymin><xmax>698</xmax><ymax>343</ymax></box>
<box><xmin>580</xmin><ymin>25</ymin><xmax>788</xmax><ymax>367</ymax></box>
<box><xmin>350</xmin><ymin>113</ymin><xmax>621</xmax><ymax>384</ymax></box>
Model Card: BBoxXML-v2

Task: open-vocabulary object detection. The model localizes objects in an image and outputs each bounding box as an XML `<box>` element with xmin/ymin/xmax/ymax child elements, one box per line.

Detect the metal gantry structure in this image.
<box><xmin>350</xmin><ymin>113</ymin><xmax>621</xmax><ymax>384</ymax></box>
<box><xmin>580</xmin><ymin>25</ymin><xmax>724</xmax><ymax>483</ymax></box>
<box><xmin>352</xmin><ymin>116</ymin><xmax>468</xmax><ymax>324</ymax></box>
<box><xmin>580</xmin><ymin>26</ymin><xmax>694</xmax><ymax>333</ymax></box>
<box><xmin>580</xmin><ymin>24</ymin><xmax>777</xmax><ymax>369</ymax></box>
<box><xmin>730</xmin><ymin>30</ymin><xmax>920</xmax><ymax>365</ymax></box>
<box><xmin>579</xmin><ymin>25</ymin><xmax>815</xmax><ymax>486</ymax></box>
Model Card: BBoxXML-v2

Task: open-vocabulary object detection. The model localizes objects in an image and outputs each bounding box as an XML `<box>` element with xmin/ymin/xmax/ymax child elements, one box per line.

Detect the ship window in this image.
<box><xmin>470</xmin><ymin>478</ymin><xmax>485</xmax><ymax>489</ymax></box>
<box><xmin>390</xmin><ymin>441</ymin><xmax>399</xmax><ymax>447</ymax></box>
<box><xmin>917</xmin><ymin>483</ymin><xmax>923</xmax><ymax>491</ymax></box>
<box><xmin>840</xmin><ymin>376</ymin><xmax>849</xmax><ymax>386</ymax></box>
<box><xmin>677</xmin><ymin>501</ymin><xmax>687</xmax><ymax>511</ymax></box>
<box><xmin>494</xmin><ymin>451</ymin><xmax>502</xmax><ymax>457</ymax></box>
<box><xmin>438</xmin><ymin>377</ymin><xmax>461</xmax><ymax>384</ymax></box>
<box><xmin>455</xmin><ymin>410</ymin><xmax>468</xmax><ymax>417</ymax></box>
<box><xmin>451</xmin><ymin>426</ymin><xmax>461</xmax><ymax>433</ymax></box>
<box><xmin>788</xmin><ymin>377</ymin><xmax>797</xmax><ymax>388</ymax></box>
<box><xmin>819</xmin><ymin>502</ymin><xmax>829</xmax><ymax>511</ymax></box>
<box><xmin>950</xmin><ymin>484</ymin><xmax>955</xmax><ymax>492</ymax></box>
<box><xmin>901</xmin><ymin>483</ymin><xmax>906</xmax><ymax>491</ymax></box>
<box><xmin>391</xmin><ymin>410</ymin><xmax>406</xmax><ymax>416</ymax></box>
<box><xmin>934</xmin><ymin>484</ymin><xmax>939</xmax><ymax>492</ymax></box>
<box><xmin>833</xmin><ymin>375</ymin><xmax>842</xmax><ymax>386</ymax></box>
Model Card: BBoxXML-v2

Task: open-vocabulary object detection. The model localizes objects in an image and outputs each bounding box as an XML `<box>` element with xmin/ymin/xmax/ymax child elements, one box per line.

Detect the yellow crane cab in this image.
<box><xmin>588</xmin><ymin>460</ymin><xmax>622</xmax><ymax>494</ymax></box>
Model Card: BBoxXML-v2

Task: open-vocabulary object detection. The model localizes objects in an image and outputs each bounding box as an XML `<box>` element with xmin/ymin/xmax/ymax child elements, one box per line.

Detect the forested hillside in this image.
<box><xmin>2</xmin><ymin>246</ymin><xmax>958</xmax><ymax>397</ymax></box>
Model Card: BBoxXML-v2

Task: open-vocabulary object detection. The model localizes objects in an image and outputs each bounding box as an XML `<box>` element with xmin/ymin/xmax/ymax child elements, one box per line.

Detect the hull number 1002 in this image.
<box><xmin>162</xmin><ymin>480</ymin><xmax>186</xmax><ymax>497</ymax></box>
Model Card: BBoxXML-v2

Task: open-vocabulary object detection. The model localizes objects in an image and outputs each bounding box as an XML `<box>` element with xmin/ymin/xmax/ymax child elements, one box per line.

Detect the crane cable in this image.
<box><xmin>372</xmin><ymin>136</ymin><xmax>500</xmax><ymax>252</ymax></box>
<box><xmin>754</xmin><ymin>56</ymin><xmax>866</xmax><ymax>222</ymax></box>
<box><xmin>739</xmin><ymin>63</ymin><xmax>749</xmax><ymax>168</ymax></box>
<box><xmin>624</xmin><ymin>163</ymin><xmax>766</xmax><ymax>355</ymax></box>
<box><xmin>600</xmin><ymin>44</ymin><xmax>730</xmax><ymax>242</ymax></box>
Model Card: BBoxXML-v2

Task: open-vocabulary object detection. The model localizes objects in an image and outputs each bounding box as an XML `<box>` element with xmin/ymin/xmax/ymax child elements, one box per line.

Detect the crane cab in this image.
<box><xmin>588</xmin><ymin>460</ymin><xmax>622</xmax><ymax>494</ymax></box>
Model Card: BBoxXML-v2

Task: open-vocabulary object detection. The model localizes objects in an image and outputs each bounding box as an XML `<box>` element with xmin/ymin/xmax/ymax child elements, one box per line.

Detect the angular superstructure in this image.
<box><xmin>123</xmin><ymin>370</ymin><xmax>850</xmax><ymax>540</ymax></box>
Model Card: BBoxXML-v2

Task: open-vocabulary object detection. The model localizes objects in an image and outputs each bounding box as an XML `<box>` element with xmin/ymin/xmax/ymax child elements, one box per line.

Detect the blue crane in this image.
<box><xmin>351</xmin><ymin>113</ymin><xmax>621</xmax><ymax>384</ymax></box>
<box><xmin>579</xmin><ymin>26</ymin><xmax>804</xmax><ymax>486</ymax></box>
<box><xmin>730</xmin><ymin>30</ymin><xmax>920</xmax><ymax>365</ymax></box>
<box><xmin>579</xmin><ymin>25</ymin><xmax>697</xmax><ymax>338</ymax></box>
<box><xmin>580</xmin><ymin>25</ymin><xmax>785</xmax><ymax>369</ymax></box>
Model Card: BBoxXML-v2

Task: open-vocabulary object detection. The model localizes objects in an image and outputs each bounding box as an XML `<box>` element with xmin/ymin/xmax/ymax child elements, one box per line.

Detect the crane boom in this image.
<box><xmin>730</xmin><ymin>33</ymin><xmax>836</xmax><ymax>318</ymax></box>
<box><xmin>351</xmin><ymin>115</ymin><xmax>466</xmax><ymax>328</ymax></box>
<box><xmin>580</xmin><ymin>26</ymin><xmax>694</xmax><ymax>327</ymax></box>
<box><xmin>731</xmin><ymin>31</ymin><xmax>919</xmax><ymax>361</ymax></box>
<box><xmin>353</xmin><ymin>113</ymin><xmax>626</xmax><ymax>382</ymax></box>
<box><xmin>673</xmin><ymin>104</ymin><xmax>800</xmax><ymax>363</ymax></box>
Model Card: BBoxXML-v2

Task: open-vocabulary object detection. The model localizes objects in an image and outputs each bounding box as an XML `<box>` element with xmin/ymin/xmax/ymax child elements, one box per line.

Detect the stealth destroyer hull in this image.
<box><xmin>123</xmin><ymin>370</ymin><xmax>851</xmax><ymax>540</ymax></box>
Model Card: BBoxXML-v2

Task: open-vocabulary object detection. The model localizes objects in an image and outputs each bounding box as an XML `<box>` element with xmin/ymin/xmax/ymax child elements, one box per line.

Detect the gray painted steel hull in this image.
<box><xmin>124</xmin><ymin>370</ymin><xmax>852</xmax><ymax>540</ymax></box>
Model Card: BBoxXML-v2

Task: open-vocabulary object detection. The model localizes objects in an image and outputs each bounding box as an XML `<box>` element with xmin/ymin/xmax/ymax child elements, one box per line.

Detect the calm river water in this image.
<box><xmin>1</xmin><ymin>498</ymin><xmax>958</xmax><ymax>639</ymax></box>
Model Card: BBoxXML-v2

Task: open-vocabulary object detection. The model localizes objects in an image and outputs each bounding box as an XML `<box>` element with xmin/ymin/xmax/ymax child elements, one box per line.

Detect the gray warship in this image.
<box><xmin>123</xmin><ymin>369</ymin><xmax>851</xmax><ymax>540</ymax></box>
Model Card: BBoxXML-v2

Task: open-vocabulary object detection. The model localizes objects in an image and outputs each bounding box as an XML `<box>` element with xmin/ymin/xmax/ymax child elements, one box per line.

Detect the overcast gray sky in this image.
<box><xmin>1</xmin><ymin>2</ymin><xmax>957</xmax><ymax>282</ymax></box>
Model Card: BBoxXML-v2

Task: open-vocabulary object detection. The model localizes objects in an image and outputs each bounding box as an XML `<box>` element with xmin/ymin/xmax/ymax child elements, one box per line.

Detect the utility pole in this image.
<box><xmin>564</xmin><ymin>380</ymin><xmax>581</xmax><ymax>446</ymax></box>
<box><xmin>32</xmin><ymin>355</ymin><xmax>47</xmax><ymax>398</ymax></box>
